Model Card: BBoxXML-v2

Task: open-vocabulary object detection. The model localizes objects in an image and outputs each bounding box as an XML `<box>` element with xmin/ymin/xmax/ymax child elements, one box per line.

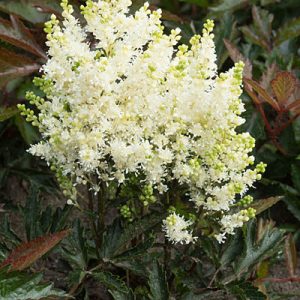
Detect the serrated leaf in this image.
<box><xmin>251</xmin><ymin>197</ymin><xmax>282</xmax><ymax>215</ymax></box>
<box><xmin>210</xmin><ymin>0</ymin><xmax>248</xmax><ymax>13</ymax></box>
<box><xmin>240</xmin><ymin>26</ymin><xmax>270</xmax><ymax>51</ymax></box>
<box><xmin>223</xmin><ymin>39</ymin><xmax>252</xmax><ymax>78</ymax></box>
<box><xmin>0</xmin><ymin>106</ymin><xmax>18</xmax><ymax>122</ymax></box>
<box><xmin>0</xmin><ymin>47</ymin><xmax>40</xmax><ymax>88</ymax></box>
<box><xmin>92</xmin><ymin>271</ymin><xmax>129</xmax><ymax>294</ymax></box>
<box><xmin>0</xmin><ymin>269</ymin><xmax>66</xmax><ymax>300</ymax></box>
<box><xmin>221</xmin><ymin>230</ymin><xmax>243</xmax><ymax>267</ymax></box>
<box><xmin>285</xmin><ymin>233</ymin><xmax>297</xmax><ymax>277</ymax></box>
<box><xmin>234</xmin><ymin>219</ymin><xmax>284</xmax><ymax>277</ymax></box>
<box><xmin>0</xmin><ymin>229</ymin><xmax>70</xmax><ymax>271</ymax></box>
<box><xmin>109</xmin><ymin>289</ymin><xmax>134</xmax><ymax>300</ymax></box>
<box><xmin>227</xmin><ymin>281</ymin><xmax>266</xmax><ymax>300</ymax></box>
<box><xmin>148</xmin><ymin>261</ymin><xmax>169</xmax><ymax>300</ymax></box>
<box><xmin>101</xmin><ymin>213</ymin><xmax>163</xmax><ymax>258</ymax></box>
<box><xmin>114</xmin><ymin>237</ymin><xmax>154</xmax><ymax>261</ymax></box>
<box><xmin>252</xmin><ymin>6</ymin><xmax>273</xmax><ymax>44</ymax></box>
<box><xmin>244</xmin><ymin>78</ymin><xmax>280</xmax><ymax>111</ymax></box>
<box><xmin>271</xmin><ymin>72</ymin><xmax>296</xmax><ymax>105</ymax></box>
<box><xmin>0</xmin><ymin>15</ymin><xmax>46</xmax><ymax>59</ymax></box>
<box><xmin>275</xmin><ymin>17</ymin><xmax>300</xmax><ymax>46</ymax></box>
<box><xmin>259</xmin><ymin>63</ymin><xmax>278</xmax><ymax>90</ymax></box>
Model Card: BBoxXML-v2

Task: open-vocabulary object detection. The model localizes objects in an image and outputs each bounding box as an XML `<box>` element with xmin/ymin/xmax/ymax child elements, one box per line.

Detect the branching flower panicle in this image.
<box><xmin>19</xmin><ymin>0</ymin><xmax>266</xmax><ymax>244</ymax></box>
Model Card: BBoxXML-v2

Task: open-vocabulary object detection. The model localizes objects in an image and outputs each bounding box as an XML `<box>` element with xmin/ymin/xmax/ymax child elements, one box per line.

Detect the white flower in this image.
<box><xmin>20</xmin><ymin>0</ymin><xmax>265</xmax><ymax>244</ymax></box>
<box><xmin>162</xmin><ymin>213</ymin><xmax>197</xmax><ymax>244</ymax></box>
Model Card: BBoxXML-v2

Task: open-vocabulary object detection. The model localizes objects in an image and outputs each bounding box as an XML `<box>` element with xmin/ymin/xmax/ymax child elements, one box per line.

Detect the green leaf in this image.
<box><xmin>109</xmin><ymin>289</ymin><xmax>134</xmax><ymax>300</ymax></box>
<box><xmin>114</xmin><ymin>237</ymin><xmax>154</xmax><ymax>261</ymax></box>
<box><xmin>0</xmin><ymin>269</ymin><xmax>66</xmax><ymax>299</ymax></box>
<box><xmin>210</xmin><ymin>0</ymin><xmax>248</xmax><ymax>13</ymax></box>
<box><xmin>148</xmin><ymin>261</ymin><xmax>169</xmax><ymax>300</ymax></box>
<box><xmin>234</xmin><ymin>219</ymin><xmax>284</xmax><ymax>277</ymax></box>
<box><xmin>221</xmin><ymin>230</ymin><xmax>243</xmax><ymax>267</ymax></box>
<box><xmin>227</xmin><ymin>281</ymin><xmax>266</xmax><ymax>300</ymax></box>
<box><xmin>291</xmin><ymin>164</ymin><xmax>300</xmax><ymax>193</ymax></box>
<box><xmin>23</xmin><ymin>185</ymin><xmax>42</xmax><ymax>240</ymax></box>
<box><xmin>101</xmin><ymin>213</ymin><xmax>163</xmax><ymax>258</ymax></box>
<box><xmin>179</xmin><ymin>0</ymin><xmax>209</xmax><ymax>7</ymax></box>
<box><xmin>0</xmin><ymin>214</ymin><xmax>21</xmax><ymax>253</ymax></box>
<box><xmin>0</xmin><ymin>107</ymin><xmax>18</xmax><ymax>122</ymax></box>
<box><xmin>283</xmin><ymin>193</ymin><xmax>300</xmax><ymax>222</ymax></box>
<box><xmin>214</xmin><ymin>14</ymin><xmax>238</xmax><ymax>68</ymax></box>
<box><xmin>275</xmin><ymin>17</ymin><xmax>300</xmax><ymax>46</ymax></box>
<box><xmin>92</xmin><ymin>271</ymin><xmax>129</xmax><ymax>294</ymax></box>
<box><xmin>14</xmin><ymin>115</ymin><xmax>39</xmax><ymax>145</ymax></box>
<box><xmin>239</xmin><ymin>101</ymin><xmax>265</xmax><ymax>141</ymax></box>
<box><xmin>0</xmin><ymin>0</ymin><xmax>49</xmax><ymax>24</ymax></box>
<box><xmin>252</xmin><ymin>6</ymin><xmax>273</xmax><ymax>44</ymax></box>
<box><xmin>240</xmin><ymin>26</ymin><xmax>270</xmax><ymax>51</ymax></box>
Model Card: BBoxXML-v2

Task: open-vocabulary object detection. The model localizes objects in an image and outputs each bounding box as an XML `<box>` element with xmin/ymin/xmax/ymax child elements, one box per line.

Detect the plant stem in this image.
<box><xmin>87</xmin><ymin>181</ymin><xmax>101</xmax><ymax>259</ymax></box>
<box><xmin>97</xmin><ymin>181</ymin><xmax>106</xmax><ymax>250</ymax></box>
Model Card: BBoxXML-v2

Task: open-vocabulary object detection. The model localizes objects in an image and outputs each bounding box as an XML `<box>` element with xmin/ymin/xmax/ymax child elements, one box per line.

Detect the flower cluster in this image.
<box><xmin>19</xmin><ymin>0</ymin><xmax>265</xmax><ymax>243</ymax></box>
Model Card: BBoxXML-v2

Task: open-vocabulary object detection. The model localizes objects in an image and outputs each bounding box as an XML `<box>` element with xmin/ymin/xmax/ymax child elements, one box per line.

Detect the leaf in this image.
<box><xmin>0</xmin><ymin>268</ymin><xmax>66</xmax><ymax>300</ymax></box>
<box><xmin>214</xmin><ymin>14</ymin><xmax>238</xmax><ymax>68</ymax></box>
<box><xmin>92</xmin><ymin>271</ymin><xmax>129</xmax><ymax>294</ymax></box>
<box><xmin>282</xmin><ymin>190</ymin><xmax>300</xmax><ymax>222</ymax></box>
<box><xmin>179</xmin><ymin>0</ymin><xmax>209</xmax><ymax>6</ymax></box>
<box><xmin>239</xmin><ymin>101</ymin><xmax>266</xmax><ymax>140</ymax></box>
<box><xmin>113</xmin><ymin>237</ymin><xmax>154</xmax><ymax>261</ymax></box>
<box><xmin>10</xmin><ymin>168</ymin><xmax>57</xmax><ymax>193</ymax></box>
<box><xmin>0</xmin><ymin>229</ymin><xmax>70</xmax><ymax>271</ymax></box>
<box><xmin>271</xmin><ymin>72</ymin><xmax>296</xmax><ymax>105</ymax></box>
<box><xmin>291</xmin><ymin>164</ymin><xmax>300</xmax><ymax>193</ymax></box>
<box><xmin>210</xmin><ymin>0</ymin><xmax>248</xmax><ymax>13</ymax></box>
<box><xmin>0</xmin><ymin>15</ymin><xmax>46</xmax><ymax>59</ymax></box>
<box><xmin>0</xmin><ymin>47</ymin><xmax>40</xmax><ymax>88</ymax></box>
<box><xmin>0</xmin><ymin>214</ymin><xmax>21</xmax><ymax>246</ymax></box>
<box><xmin>109</xmin><ymin>289</ymin><xmax>134</xmax><ymax>300</ymax></box>
<box><xmin>285</xmin><ymin>233</ymin><xmax>297</xmax><ymax>277</ymax></box>
<box><xmin>14</xmin><ymin>114</ymin><xmax>39</xmax><ymax>145</ymax></box>
<box><xmin>0</xmin><ymin>106</ymin><xmax>18</xmax><ymax>122</ymax></box>
<box><xmin>244</xmin><ymin>78</ymin><xmax>281</xmax><ymax>111</ymax></box>
<box><xmin>0</xmin><ymin>0</ymin><xmax>49</xmax><ymax>24</ymax></box>
<box><xmin>234</xmin><ymin>219</ymin><xmax>284</xmax><ymax>277</ymax></box>
<box><xmin>223</xmin><ymin>39</ymin><xmax>252</xmax><ymax>78</ymax></box>
<box><xmin>101</xmin><ymin>213</ymin><xmax>163</xmax><ymax>258</ymax></box>
<box><xmin>275</xmin><ymin>17</ymin><xmax>300</xmax><ymax>46</ymax></box>
<box><xmin>259</xmin><ymin>63</ymin><xmax>278</xmax><ymax>90</ymax></box>
<box><xmin>23</xmin><ymin>185</ymin><xmax>42</xmax><ymax>240</ymax></box>
<box><xmin>240</xmin><ymin>26</ymin><xmax>270</xmax><ymax>51</ymax></box>
<box><xmin>148</xmin><ymin>261</ymin><xmax>169</xmax><ymax>300</ymax></box>
<box><xmin>251</xmin><ymin>197</ymin><xmax>282</xmax><ymax>215</ymax></box>
<box><xmin>227</xmin><ymin>281</ymin><xmax>266</xmax><ymax>300</ymax></box>
<box><xmin>221</xmin><ymin>230</ymin><xmax>243</xmax><ymax>267</ymax></box>
<box><xmin>252</xmin><ymin>6</ymin><xmax>273</xmax><ymax>44</ymax></box>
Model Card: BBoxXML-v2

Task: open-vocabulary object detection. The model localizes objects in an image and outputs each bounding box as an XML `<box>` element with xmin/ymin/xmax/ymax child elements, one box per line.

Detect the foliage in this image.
<box><xmin>0</xmin><ymin>0</ymin><xmax>299</xmax><ymax>299</ymax></box>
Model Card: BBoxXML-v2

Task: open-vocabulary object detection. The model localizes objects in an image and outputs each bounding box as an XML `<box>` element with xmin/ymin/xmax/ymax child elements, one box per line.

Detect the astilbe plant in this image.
<box><xmin>18</xmin><ymin>0</ymin><xmax>266</xmax><ymax>244</ymax></box>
